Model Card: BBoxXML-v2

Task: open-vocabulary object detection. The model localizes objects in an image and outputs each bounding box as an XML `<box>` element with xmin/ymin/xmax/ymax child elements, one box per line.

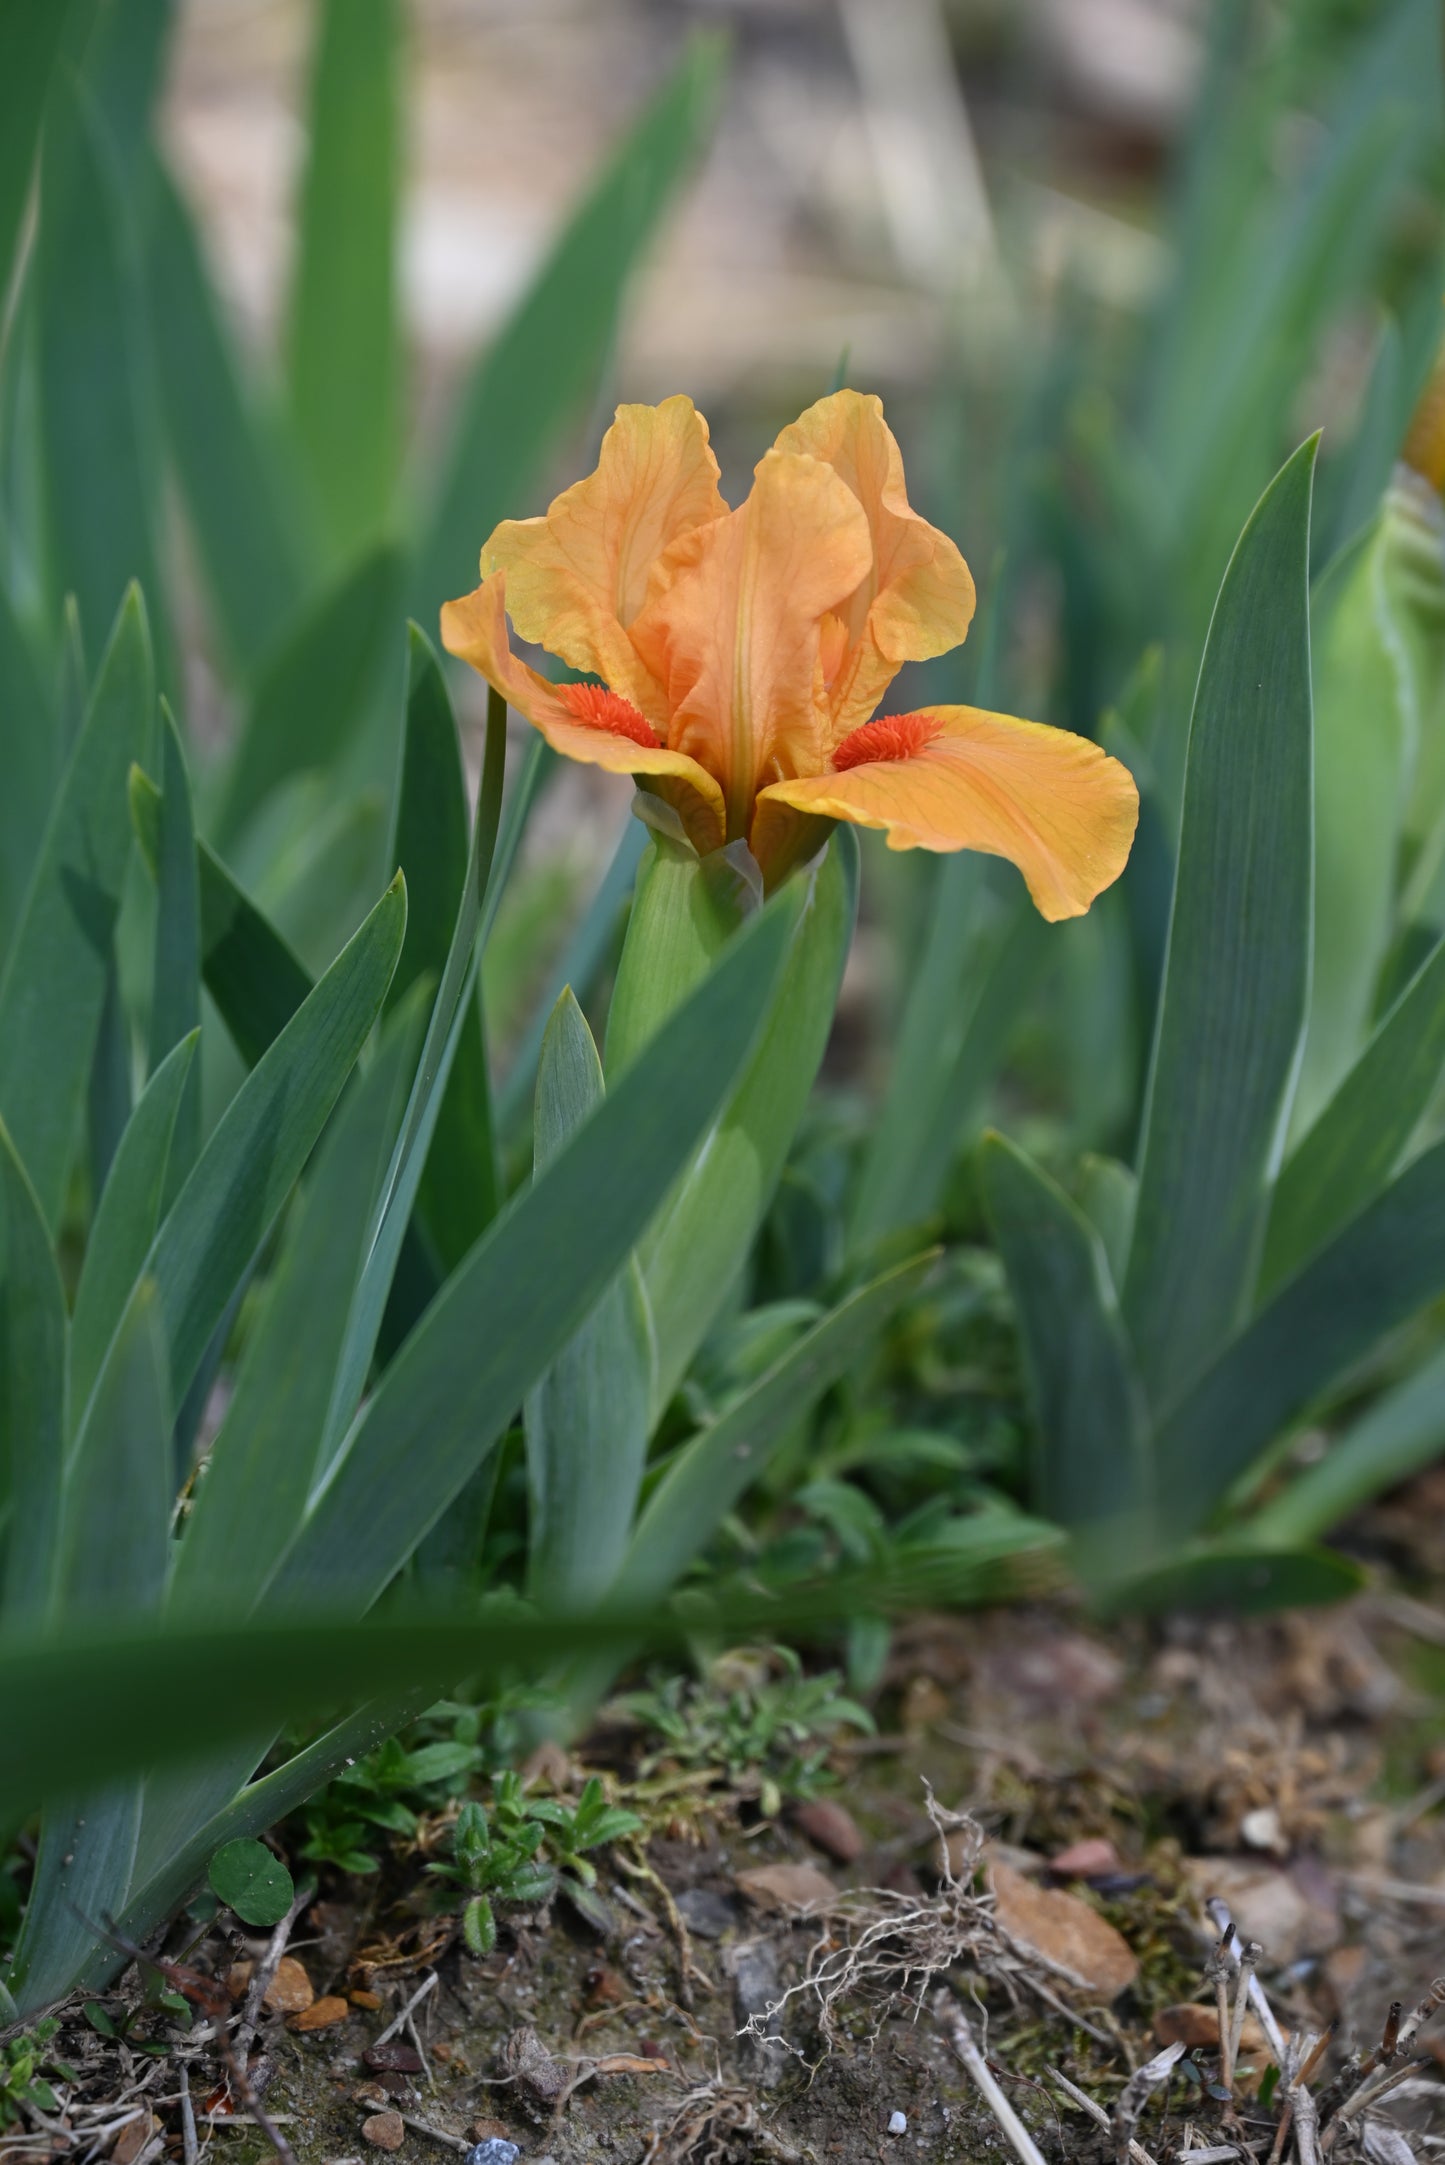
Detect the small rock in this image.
<box><xmin>794</xmin><ymin>1798</ymin><xmax>865</xmax><ymax>1864</ymax></box>
<box><xmin>468</xmin><ymin>2121</ymin><xmax>513</xmax><ymax>2145</ymax></box>
<box><xmin>366</xmin><ymin>2043</ymin><xmax>424</xmax><ymax>2074</ymax></box>
<box><xmin>990</xmin><ymin>1860</ymin><xmax>1138</xmax><ymax>2000</ymax></box>
<box><xmin>1049</xmin><ymin>1838</ymin><xmax>1121</xmax><ymax>1881</ymax></box>
<box><xmin>734</xmin><ymin>1862</ymin><xmax>837</xmax><ymax>1913</ymax></box>
<box><xmin>1240</xmin><ymin>1807</ymin><xmax>1288</xmax><ymax>1857</ymax></box>
<box><xmin>673</xmin><ymin>1887</ymin><xmax>738</xmax><ymax>1940</ymax></box>
<box><xmin>291</xmin><ymin>1995</ymin><xmax>351</xmax><ymax>2032</ymax></box>
<box><xmin>464</xmin><ymin>2144</ymin><xmax>519</xmax><ymax>2165</ymax></box>
<box><xmin>350</xmin><ymin>1989</ymin><xmax>384</xmax><ymax>2011</ymax></box>
<box><xmin>1154</xmin><ymin>2004</ymin><xmax>1283</xmax><ymax>2055</ymax></box>
<box><xmin>887</xmin><ymin>2111</ymin><xmax>908</xmax><ymax>2135</ymax></box>
<box><xmin>498</xmin><ymin>2027</ymin><xmax>569</xmax><ymax>2106</ymax></box>
<box><xmin>1181</xmin><ymin>1857</ymin><xmax>1338</xmax><ymax>1963</ymax></box>
<box><xmin>361</xmin><ymin>2112</ymin><xmax>405</xmax><ymax>2151</ymax></box>
<box><xmin>264</xmin><ymin>1957</ymin><xmax>315</xmax><ymax>2014</ymax></box>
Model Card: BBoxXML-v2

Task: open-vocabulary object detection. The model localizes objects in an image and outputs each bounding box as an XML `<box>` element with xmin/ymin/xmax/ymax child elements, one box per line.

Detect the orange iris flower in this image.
<box><xmin>441</xmin><ymin>391</ymin><xmax>1138</xmax><ymax>917</ymax></box>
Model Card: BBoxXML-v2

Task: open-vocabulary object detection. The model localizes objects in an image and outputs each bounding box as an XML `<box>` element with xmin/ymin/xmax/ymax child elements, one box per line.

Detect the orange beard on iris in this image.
<box><xmin>441</xmin><ymin>389</ymin><xmax>1139</xmax><ymax>918</ymax></box>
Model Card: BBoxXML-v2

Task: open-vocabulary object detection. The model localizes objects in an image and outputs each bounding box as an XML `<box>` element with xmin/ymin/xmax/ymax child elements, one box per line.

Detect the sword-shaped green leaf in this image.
<box><xmin>146</xmin><ymin>158</ymin><xmax>305</xmax><ymax>674</ymax></box>
<box><xmin>982</xmin><ymin>1132</ymin><xmax>1152</xmax><ymax>1567</ymax></box>
<box><xmin>525</xmin><ymin>992</ymin><xmax>654</xmax><ymax>1607</ymax></box>
<box><xmin>286</xmin><ymin>0</ymin><xmax>401</xmax><ymax>556</ymax></box>
<box><xmin>1263</xmin><ymin>929</ymin><xmax>1445</xmax><ymax>1288</ymax></box>
<box><xmin>0</xmin><ymin>1122</ymin><xmax>66</xmax><ymax>1623</ymax></box>
<box><xmin>1158</xmin><ymin>1134</ymin><xmax>1445</xmax><ymax>1540</ymax></box>
<box><xmin>0</xmin><ymin>586</ymin><xmax>153</xmax><ymax>1229</ymax></box>
<box><xmin>1124</xmin><ymin>439</ymin><xmax>1317</xmax><ymax>1404</ymax></box>
<box><xmin>70</xmin><ymin>1033</ymin><xmax>197</xmax><ymax>1422</ymax></box>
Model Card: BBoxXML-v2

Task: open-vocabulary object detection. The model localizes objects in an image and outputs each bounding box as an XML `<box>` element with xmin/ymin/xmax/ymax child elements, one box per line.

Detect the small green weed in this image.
<box><xmin>425</xmin><ymin>1775</ymin><xmax>642</xmax><ymax>1953</ymax></box>
<box><xmin>0</xmin><ymin>2019</ymin><xmax>74</xmax><ymax>2128</ymax></box>
<box><xmin>294</xmin><ymin>1701</ymin><xmax>496</xmax><ymax>1874</ymax></box>
<box><xmin>614</xmin><ymin>1645</ymin><xmax>874</xmax><ymax>1816</ymax></box>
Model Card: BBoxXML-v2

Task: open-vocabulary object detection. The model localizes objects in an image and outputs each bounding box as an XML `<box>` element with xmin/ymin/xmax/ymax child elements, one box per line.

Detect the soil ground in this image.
<box><xmin>12</xmin><ymin>1494</ymin><xmax>1445</xmax><ymax>2165</ymax></box>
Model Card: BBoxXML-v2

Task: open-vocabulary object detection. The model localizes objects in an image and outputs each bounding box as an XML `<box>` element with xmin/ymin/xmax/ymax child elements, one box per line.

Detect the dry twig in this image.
<box><xmin>937</xmin><ymin>1994</ymin><xmax>1047</xmax><ymax>2165</ymax></box>
<box><xmin>1112</xmin><ymin>2041</ymin><xmax>1184</xmax><ymax>2165</ymax></box>
<box><xmin>1046</xmin><ymin>2065</ymin><xmax>1157</xmax><ymax>2165</ymax></box>
<box><xmin>235</xmin><ymin>1878</ymin><xmax>311</xmax><ymax>2067</ymax></box>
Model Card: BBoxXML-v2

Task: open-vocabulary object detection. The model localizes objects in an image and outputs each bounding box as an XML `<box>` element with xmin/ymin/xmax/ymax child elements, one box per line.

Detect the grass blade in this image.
<box><xmin>981</xmin><ymin>1133</ymin><xmax>1152</xmax><ymax>1563</ymax></box>
<box><xmin>1263</xmin><ymin>929</ymin><xmax>1445</xmax><ymax>1288</ymax></box>
<box><xmin>0</xmin><ymin>1123</ymin><xmax>66</xmax><ymax>1624</ymax></box>
<box><xmin>312</xmin><ymin>683</ymin><xmax>507</xmax><ymax>1466</ymax></box>
<box><xmin>7</xmin><ymin>1285</ymin><xmax>171</xmax><ymax>2012</ymax></box>
<box><xmin>388</xmin><ymin>627</ymin><xmax>499</xmax><ymax>1267</ymax></box>
<box><xmin>625</xmin><ymin>835</ymin><xmax>857</xmax><ymax>1414</ymax></box>
<box><xmin>0</xmin><ymin>3</ymin><xmax>81</xmax><ymax>306</ymax></box>
<box><xmin>1102</xmin><ymin>1545</ymin><xmax>1364</xmax><ymax>1617</ymax></box>
<box><xmin>217</xmin><ymin>543</ymin><xmax>402</xmax><ymax>848</ymax></box>
<box><xmin>149</xmin><ymin>705</ymin><xmax>201</xmax><ymax>1193</ymax></box>
<box><xmin>1245</xmin><ymin>1343</ymin><xmax>1445</xmax><ymax>1549</ymax></box>
<box><xmin>58</xmin><ymin>1283</ymin><xmax>171</xmax><ymax>1619</ymax></box>
<box><xmin>0</xmin><ymin>586</ymin><xmax>154</xmax><ymax>1229</ymax></box>
<box><xmin>146</xmin><ymin>157</ymin><xmax>305</xmax><ymax>674</ymax></box>
<box><xmin>1157</xmin><ymin>1134</ymin><xmax>1445</xmax><ymax>1539</ymax></box>
<box><xmin>496</xmin><ymin>818</ymin><xmax>646</xmax><ymax>1136</ymax></box>
<box><xmin>1124</xmin><ymin>439</ymin><xmax>1317</xmax><ymax>1403</ymax></box>
<box><xmin>850</xmin><ymin>879</ymin><xmax>1052</xmax><ymax>1251</ymax></box>
<box><xmin>0</xmin><ymin>583</ymin><xmax>56</xmax><ymax>967</ymax></box>
<box><xmin>1</xmin><ymin>1560</ymin><xmax>1050</xmax><ymax>1821</ymax></box>
<box><xmin>74</xmin><ymin>876</ymin><xmax>406</xmax><ymax>1445</ymax></box>
<box><xmin>524</xmin><ymin>992</ymin><xmax>654</xmax><ymax>1607</ymax></box>
<box><xmin>286</xmin><ymin>0</ymin><xmax>400</xmax><ymax>556</ymax></box>
<box><xmin>131</xmin><ymin>765</ymin><xmax>313</xmax><ymax>1068</ymax></box>
<box><xmin>169</xmin><ymin>992</ymin><xmax>422</xmax><ymax>1611</ymax></box>
<box><xmin>70</xmin><ymin>1033</ymin><xmax>197</xmax><ymax>1422</ymax></box>
<box><xmin>35</xmin><ymin>78</ymin><xmax>167</xmax><ymax>687</ymax></box>
<box><xmin>412</xmin><ymin>35</ymin><xmax>725</xmax><ymax>620</ymax></box>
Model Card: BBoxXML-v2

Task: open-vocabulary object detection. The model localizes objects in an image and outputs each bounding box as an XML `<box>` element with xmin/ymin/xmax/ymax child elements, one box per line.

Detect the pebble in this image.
<box><xmin>291</xmin><ymin>1995</ymin><xmax>350</xmax><ymax>2032</ymax></box>
<box><xmin>673</xmin><ymin>1886</ymin><xmax>738</xmax><ymax>1940</ymax></box>
<box><xmin>793</xmin><ymin>1798</ymin><xmax>865</xmax><ymax>1864</ymax></box>
<box><xmin>465</xmin><ymin>2145</ymin><xmax>519</xmax><ymax>2165</ymax></box>
<box><xmin>361</xmin><ymin>2112</ymin><xmax>405</xmax><ymax>2151</ymax></box>
<box><xmin>1048</xmin><ymin>1837</ymin><xmax>1120</xmax><ymax>1881</ymax></box>
<box><xmin>990</xmin><ymin>1860</ymin><xmax>1138</xmax><ymax>2000</ymax></box>
<box><xmin>733</xmin><ymin>1861</ymin><xmax>837</xmax><ymax>1913</ymax></box>
<box><xmin>264</xmin><ymin>1956</ymin><xmax>315</xmax><ymax>2014</ymax></box>
<box><xmin>887</xmin><ymin>2111</ymin><xmax>908</xmax><ymax>2136</ymax></box>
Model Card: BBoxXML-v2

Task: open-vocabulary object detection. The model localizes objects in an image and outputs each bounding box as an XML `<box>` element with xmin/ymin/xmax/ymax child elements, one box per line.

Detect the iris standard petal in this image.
<box><xmin>440</xmin><ymin>577</ymin><xmax>727</xmax><ymax>855</ymax></box>
<box><xmin>773</xmin><ymin>390</ymin><xmax>976</xmax><ymax>739</ymax></box>
<box><xmin>754</xmin><ymin>704</ymin><xmax>1140</xmax><ymax>922</ymax></box>
<box><xmin>630</xmin><ymin>448</ymin><xmax>874</xmax><ymax>843</ymax></box>
<box><xmin>480</xmin><ymin>396</ymin><xmax>728</xmax><ymax>728</ymax></box>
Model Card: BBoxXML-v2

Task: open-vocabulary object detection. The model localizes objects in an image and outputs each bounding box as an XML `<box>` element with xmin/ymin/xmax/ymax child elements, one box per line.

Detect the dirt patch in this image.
<box><xmin>11</xmin><ymin>1589</ymin><xmax>1445</xmax><ymax>2164</ymax></box>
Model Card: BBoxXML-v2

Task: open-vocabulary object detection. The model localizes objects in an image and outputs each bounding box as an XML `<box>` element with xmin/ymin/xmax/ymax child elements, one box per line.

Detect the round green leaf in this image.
<box><xmin>208</xmin><ymin>1837</ymin><xmax>294</xmax><ymax>1927</ymax></box>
